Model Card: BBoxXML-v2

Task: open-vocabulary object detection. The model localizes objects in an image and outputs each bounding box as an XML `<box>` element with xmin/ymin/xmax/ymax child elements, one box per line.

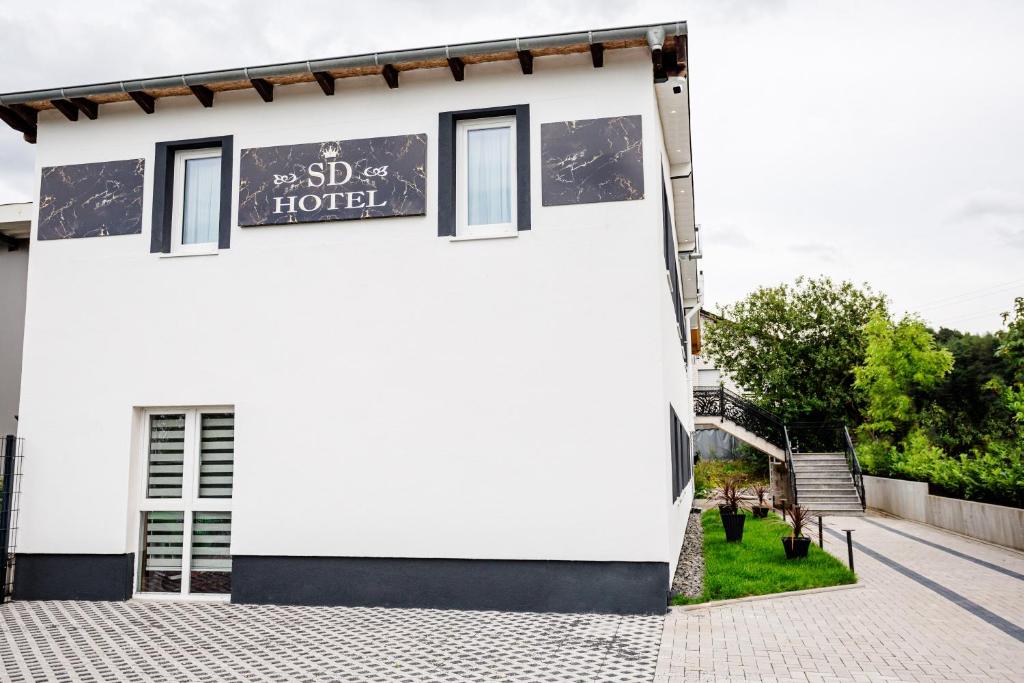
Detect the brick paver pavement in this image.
<box><xmin>1</xmin><ymin>511</ymin><xmax>1021</xmax><ymax>681</ymax></box>
<box><xmin>0</xmin><ymin>600</ymin><xmax>663</xmax><ymax>681</ymax></box>
<box><xmin>655</xmin><ymin>511</ymin><xmax>1024</xmax><ymax>682</ymax></box>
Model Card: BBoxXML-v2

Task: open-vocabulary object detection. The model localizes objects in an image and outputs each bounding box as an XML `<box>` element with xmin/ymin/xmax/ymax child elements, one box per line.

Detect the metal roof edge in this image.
<box><xmin>0</xmin><ymin>21</ymin><xmax>686</xmax><ymax>106</ymax></box>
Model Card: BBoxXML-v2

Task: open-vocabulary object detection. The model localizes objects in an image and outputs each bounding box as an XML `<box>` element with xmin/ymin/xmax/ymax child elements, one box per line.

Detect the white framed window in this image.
<box><xmin>455</xmin><ymin>116</ymin><xmax>517</xmax><ymax>239</ymax></box>
<box><xmin>170</xmin><ymin>148</ymin><xmax>222</xmax><ymax>255</ymax></box>
<box><xmin>136</xmin><ymin>407</ymin><xmax>234</xmax><ymax>599</ymax></box>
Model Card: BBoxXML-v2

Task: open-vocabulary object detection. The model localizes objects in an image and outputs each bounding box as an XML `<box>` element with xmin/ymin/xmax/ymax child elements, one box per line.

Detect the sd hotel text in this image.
<box><xmin>272</xmin><ymin>160</ymin><xmax>389</xmax><ymax>214</ymax></box>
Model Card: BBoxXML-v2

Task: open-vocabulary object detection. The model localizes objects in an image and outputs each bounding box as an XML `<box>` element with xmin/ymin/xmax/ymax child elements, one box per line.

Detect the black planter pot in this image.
<box><xmin>718</xmin><ymin>503</ymin><xmax>737</xmax><ymax>516</ymax></box>
<box><xmin>721</xmin><ymin>513</ymin><xmax>745</xmax><ymax>542</ymax></box>
<box><xmin>752</xmin><ymin>505</ymin><xmax>769</xmax><ymax>518</ymax></box>
<box><xmin>782</xmin><ymin>536</ymin><xmax>811</xmax><ymax>559</ymax></box>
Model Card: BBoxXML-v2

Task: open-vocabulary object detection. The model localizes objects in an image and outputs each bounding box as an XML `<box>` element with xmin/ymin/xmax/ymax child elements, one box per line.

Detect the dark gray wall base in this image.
<box><xmin>14</xmin><ymin>553</ymin><xmax>134</xmax><ymax>601</ymax></box>
<box><xmin>233</xmin><ymin>556</ymin><xmax>668</xmax><ymax>615</ymax></box>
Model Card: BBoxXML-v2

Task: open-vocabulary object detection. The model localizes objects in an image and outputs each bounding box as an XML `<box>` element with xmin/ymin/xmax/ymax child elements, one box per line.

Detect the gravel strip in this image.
<box><xmin>671</xmin><ymin>506</ymin><xmax>705</xmax><ymax>598</ymax></box>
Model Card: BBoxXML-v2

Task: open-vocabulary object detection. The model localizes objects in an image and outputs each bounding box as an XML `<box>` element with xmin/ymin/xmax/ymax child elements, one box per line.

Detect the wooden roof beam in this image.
<box><xmin>517</xmin><ymin>50</ymin><xmax>533</xmax><ymax>74</ymax></box>
<box><xmin>50</xmin><ymin>99</ymin><xmax>79</xmax><ymax>121</ymax></box>
<box><xmin>189</xmin><ymin>85</ymin><xmax>214</xmax><ymax>108</ymax></box>
<box><xmin>382</xmin><ymin>64</ymin><xmax>399</xmax><ymax>89</ymax></box>
<box><xmin>250</xmin><ymin>78</ymin><xmax>274</xmax><ymax>102</ymax></box>
<box><xmin>312</xmin><ymin>71</ymin><xmax>335</xmax><ymax>96</ymax></box>
<box><xmin>71</xmin><ymin>97</ymin><xmax>98</xmax><ymax>119</ymax></box>
<box><xmin>129</xmin><ymin>91</ymin><xmax>156</xmax><ymax>114</ymax></box>
<box><xmin>0</xmin><ymin>106</ymin><xmax>36</xmax><ymax>142</ymax></box>
<box><xmin>447</xmin><ymin>57</ymin><xmax>465</xmax><ymax>82</ymax></box>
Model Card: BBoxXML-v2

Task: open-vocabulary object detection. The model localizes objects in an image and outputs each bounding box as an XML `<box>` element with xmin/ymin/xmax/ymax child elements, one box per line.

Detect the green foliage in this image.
<box><xmin>996</xmin><ymin>297</ymin><xmax>1024</xmax><ymax>382</ymax></box>
<box><xmin>693</xmin><ymin>457</ymin><xmax>765</xmax><ymax>498</ymax></box>
<box><xmin>925</xmin><ymin>328</ymin><xmax>1015</xmax><ymax>453</ymax></box>
<box><xmin>854</xmin><ymin>313</ymin><xmax>953</xmax><ymax>437</ymax></box>
<box><xmin>672</xmin><ymin>510</ymin><xmax>856</xmax><ymax>605</ymax></box>
<box><xmin>855</xmin><ymin>300</ymin><xmax>1024</xmax><ymax>508</ymax></box>
<box><xmin>703</xmin><ymin>277</ymin><xmax>887</xmax><ymax>424</ymax></box>
<box><xmin>737</xmin><ymin>443</ymin><xmax>770</xmax><ymax>478</ymax></box>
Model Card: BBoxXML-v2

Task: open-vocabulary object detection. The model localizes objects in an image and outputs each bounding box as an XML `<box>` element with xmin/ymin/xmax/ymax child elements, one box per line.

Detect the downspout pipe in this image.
<box><xmin>0</xmin><ymin>21</ymin><xmax>685</xmax><ymax>106</ymax></box>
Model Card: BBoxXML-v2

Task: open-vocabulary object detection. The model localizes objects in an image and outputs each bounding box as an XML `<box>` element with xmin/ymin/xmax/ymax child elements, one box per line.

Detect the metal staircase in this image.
<box><xmin>694</xmin><ymin>387</ymin><xmax>865</xmax><ymax>516</ymax></box>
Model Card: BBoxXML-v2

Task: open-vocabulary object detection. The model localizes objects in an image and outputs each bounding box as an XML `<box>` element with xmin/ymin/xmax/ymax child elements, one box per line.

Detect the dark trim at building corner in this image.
<box><xmin>14</xmin><ymin>553</ymin><xmax>134</xmax><ymax>601</ymax></box>
<box><xmin>151</xmin><ymin>135</ymin><xmax>234</xmax><ymax>253</ymax></box>
<box><xmin>232</xmin><ymin>556</ymin><xmax>667</xmax><ymax>615</ymax></box>
<box><xmin>437</xmin><ymin>105</ymin><xmax>531</xmax><ymax>237</ymax></box>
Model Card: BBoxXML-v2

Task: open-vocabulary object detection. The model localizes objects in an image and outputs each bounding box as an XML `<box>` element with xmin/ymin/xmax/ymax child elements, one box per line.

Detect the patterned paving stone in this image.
<box><xmin>655</xmin><ymin>511</ymin><xmax>1024</xmax><ymax>682</ymax></box>
<box><xmin>5</xmin><ymin>512</ymin><xmax>1023</xmax><ymax>681</ymax></box>
<box><xmin>0</xmin><ymin>600</ymin><xmax>663</xmax><ymax>682</ymax></box>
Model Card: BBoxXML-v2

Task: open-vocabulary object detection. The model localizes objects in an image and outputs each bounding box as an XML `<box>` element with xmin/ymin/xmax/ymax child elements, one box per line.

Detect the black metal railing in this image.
<box><xmin>0</xmin><ymin>435</ymin><xmax>23</xmax><ymax>601</ymax></box>
<box><xmin>844</xmin><ymin>426</ymin><xmax>866</xmax><ymax>511</ymax></box>
<box><xmin>694</xmin><ymin>386</ymin><xmax>786</xmax><ymax>449</ymax></box>
<box><xmin>785</xmin><ymin>423</ymin><xmax>849</xmax><ymax>453</ymax></box>
<box><xmin>785</xmin><ymin>423</ymin><xmax>867</xmax><ymax>511</ymax></box>
<box><xmin>783</xmin><ymin>425</ymin><xmax>797</xmax><ymax>506</ymax></box>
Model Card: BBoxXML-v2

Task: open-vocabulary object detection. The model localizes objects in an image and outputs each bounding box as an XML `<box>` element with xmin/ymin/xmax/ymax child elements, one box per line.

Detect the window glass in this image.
<box><xmin>198</xmin><ymin>413</ymin><xmax>234</xmax><ymax>498</ymax></box>
<box><xmin>138</xmin><ymin>408</ymin><xmax>233</xmax><ymax>597</ymax></box>
<box><xmin>182</xmin><ymin>155</ymin><xmax>221</xmax><ymax>244</ymax></box>
<box><xmin>140</xmin><ymin>511</ymin><xmax>184</xmax><ymax>592</ymax></box>
<box><xmin>147</xmin><ymin>414</ymin><xmax>185</xmax><ymax>498</ymax></box>
<box><xmin>190</xmin><ymin>511</ymin><xmax>232</xmax><ymax>594</ymax></box>
<box><xmin>467</xmin><ymin>126</ymin><xmax>512</xmax><ymax>226</ymax></box>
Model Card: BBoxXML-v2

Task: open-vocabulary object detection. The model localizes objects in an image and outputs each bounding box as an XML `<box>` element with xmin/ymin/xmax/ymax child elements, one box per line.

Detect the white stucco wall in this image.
<box><xmin>0</xmin><ymin>246</ymin><xmax>28</xmax><ymax>435</ymax></box>
<box><xmin>17</xmin><ymin>49</ymin><xmax>694</xmax><ymax>567</ymax></box>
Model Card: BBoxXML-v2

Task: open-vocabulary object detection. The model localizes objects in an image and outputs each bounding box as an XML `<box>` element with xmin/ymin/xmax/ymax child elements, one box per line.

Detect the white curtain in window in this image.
<box><xmin>467</xmin><ymin>127</ymin><xmax>512</xmax><ymax>226</ymax></box>
<box><xmin>182</xmin><ymin>156</ymin><xmax>221</xmax><ymax>244</ymax></box>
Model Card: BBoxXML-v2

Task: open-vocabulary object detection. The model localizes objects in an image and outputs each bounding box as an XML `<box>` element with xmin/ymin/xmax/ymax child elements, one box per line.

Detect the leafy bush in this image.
<box><xmin>694</xmin><ymin>458</ymin><xmax>764</xmax><ymax>498</ymax></box>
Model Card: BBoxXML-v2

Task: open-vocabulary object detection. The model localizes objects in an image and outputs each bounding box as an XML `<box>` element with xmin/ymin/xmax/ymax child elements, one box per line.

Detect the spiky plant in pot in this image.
<box><xmin>750</xmin><ymin>481</ymin><xmax>770</xmax><ymax>518</ymax></box>
<box><xmin>716</xmin><ymin>474</ymin><xmax>747</xmax><ymax>542</ymax></box>
<box><xmin>782</xmin><ymin>504</ymin><xmax>812</xmax><ymax>558</ymax></box>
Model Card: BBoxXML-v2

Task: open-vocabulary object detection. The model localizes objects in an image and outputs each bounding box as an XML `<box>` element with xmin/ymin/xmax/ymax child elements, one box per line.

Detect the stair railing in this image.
<box><xmin>843</xmin><ymin>426</ymin><xmax>865</xmax><ymax>511</ymax></box>
<box><xmin>783</xmin><ymin>425</ymin><xmax>797</xmax><ymax>507</ymax></box>
<box><xmin>693</xmin><ymin>386</ymin><xmax>786</xmax><ymax>449</ymax></box>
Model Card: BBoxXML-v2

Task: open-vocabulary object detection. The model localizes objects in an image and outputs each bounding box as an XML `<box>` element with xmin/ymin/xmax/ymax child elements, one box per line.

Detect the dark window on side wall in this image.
<box><xmin>438</xmin><ymin>105</ymin><xmax>530</xmax><ymax>237</ymax></box>
<box><xmin>152</xmin><ymin>136</ymin><xmax>233</xmax><ymax>253</ymax></box>
<box><xmin>670</xmin><ymin>406</ymin><xmax>692</xmax><ymax>502</ymax></box>
<box><xmin>662</xmin><ymin>178</ymin><xmax>687</xmax><ymax>361</ymax></box>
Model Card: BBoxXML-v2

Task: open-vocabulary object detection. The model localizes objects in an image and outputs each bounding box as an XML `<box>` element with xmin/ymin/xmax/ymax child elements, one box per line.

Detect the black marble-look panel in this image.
<box><xmin>38</xmin><ymin>159</ymin><xmax>145</xmax><ymax>240</ymax></box>
<box><xmin>541</xmin><ymin>115</ymin><xmax>644</xmax><ymax>206</ymax></box>
<box><xmin>239</xmin><ymin>134</ymin><xmax>427</xmax><ymax>226</ymax></box>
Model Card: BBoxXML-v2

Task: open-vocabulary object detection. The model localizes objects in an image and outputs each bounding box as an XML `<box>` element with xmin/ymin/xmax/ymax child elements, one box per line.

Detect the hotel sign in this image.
<box><xmin>238</xmin><ymin>134</ymin><xmax>427</xmax><ymax>226</ymax></box>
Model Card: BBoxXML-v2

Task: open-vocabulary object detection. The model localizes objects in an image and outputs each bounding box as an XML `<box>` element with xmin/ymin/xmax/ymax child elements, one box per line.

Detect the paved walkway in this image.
<box><xmin>1</xmin><ymin>512</ymin><xmax>1022</xmax><ymax>681</ymax></box>
<box><xmin>0</xmin><ymin>600</ymin><xmax>663</xmax><ymax>681</ymax></box>
<box><xmin>655</xmin><ymin>511</ymin><xmax>1024</xmax><ymax>682</ymax></box>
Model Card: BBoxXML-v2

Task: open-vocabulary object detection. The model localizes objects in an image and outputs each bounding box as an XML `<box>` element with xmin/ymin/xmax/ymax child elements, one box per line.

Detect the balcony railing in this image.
<box><xmin>693</xmin><ymin>386</ymin><xmax>786</xmax><ymax>449</ymax></box>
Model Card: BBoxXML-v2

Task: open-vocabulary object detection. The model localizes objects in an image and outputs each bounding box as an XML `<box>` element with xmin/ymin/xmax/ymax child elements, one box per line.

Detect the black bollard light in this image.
<box><xmin>843</xmin><ymin>529</ymin><xmax>855</xmax><ymax>572</ymax></box>
<box><xmin>818</xmin><ymin>517</ymin><xmax>823</xmax><ymax>548</ymax></box>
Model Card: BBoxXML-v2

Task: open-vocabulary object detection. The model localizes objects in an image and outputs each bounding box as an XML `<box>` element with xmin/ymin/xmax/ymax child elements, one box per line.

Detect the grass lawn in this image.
<box><xmin>673</xmin><ymin>509</ymin><xmax>857</xmax><ymax>605</ymax></box>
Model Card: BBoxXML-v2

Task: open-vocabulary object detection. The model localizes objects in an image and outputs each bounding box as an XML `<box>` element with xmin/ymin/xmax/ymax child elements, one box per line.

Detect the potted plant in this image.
<box><xmin>716</xmin><ymin>476</ymin><xmax>738</xmax><ymax>516</ymax></box>
<box><xmin>781</xmin><ymin>504</ymin><xmax>812</xmax><ymax>559</ymax></box>
<box><xmin>717</xmin><ymin>475</ymin><xmax>746</xmax><ymax>542</ymax></box>
<box><xmin>750</xmin><ymin>481</ymin><xmax>770</xmax><ymax>518</ymax></box>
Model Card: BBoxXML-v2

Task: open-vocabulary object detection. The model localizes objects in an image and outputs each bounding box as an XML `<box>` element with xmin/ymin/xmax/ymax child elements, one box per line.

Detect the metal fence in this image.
<box><xmin>1</xmin><ymin>435</ymin><xmax>24</xmax><ymax>601</ymax></box>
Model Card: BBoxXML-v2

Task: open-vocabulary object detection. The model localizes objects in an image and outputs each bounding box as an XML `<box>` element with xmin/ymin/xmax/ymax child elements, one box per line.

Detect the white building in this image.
<box><xmin>0</xmin><ymin>22</ymin><xmax>701</xmax><ymax>614</ymax></box>
<box><xmin>0</xmin><ymin>203</ymin><xmax>30</xmax><ymax>437</ymax></box>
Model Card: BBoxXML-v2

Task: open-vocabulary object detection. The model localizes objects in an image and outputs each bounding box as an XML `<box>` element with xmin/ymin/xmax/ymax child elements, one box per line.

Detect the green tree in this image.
<box><xmin>854</xmin><ymin>313</ymin><xmax>954</xmax><ymax>438</ymax></box>
<box><xmin>922</xmin><ymin>328</ymin><xmax>1015</xmax><ymax>453</ymax></box>
<box><xmin>988</xmin><ymin>297</ymin><xmax>1024</xmax><ymax>424</ymax></box>
<box><xmin>702</xmin><ymin>277</ymin><xmax>888</xmax><ymax>424</ymax></box>
<box><xmin>853</xmin><ymin>313</ymin><xmax>955</xmax><ymax>483</ymax></box>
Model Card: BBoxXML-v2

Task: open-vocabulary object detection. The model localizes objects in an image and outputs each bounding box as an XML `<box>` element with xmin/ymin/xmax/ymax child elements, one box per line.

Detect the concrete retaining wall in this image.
<box><xmin>863</xmin><ymin>475</ymin><xmax>1024</xmax><ymax>551</ymax></box>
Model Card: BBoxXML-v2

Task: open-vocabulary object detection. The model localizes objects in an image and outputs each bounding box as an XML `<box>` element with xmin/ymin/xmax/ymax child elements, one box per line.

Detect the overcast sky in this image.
<box><xmin>1</xmin><ymin>0</ymin><xmax>1021</xmax><ymax>333</ymax></box>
